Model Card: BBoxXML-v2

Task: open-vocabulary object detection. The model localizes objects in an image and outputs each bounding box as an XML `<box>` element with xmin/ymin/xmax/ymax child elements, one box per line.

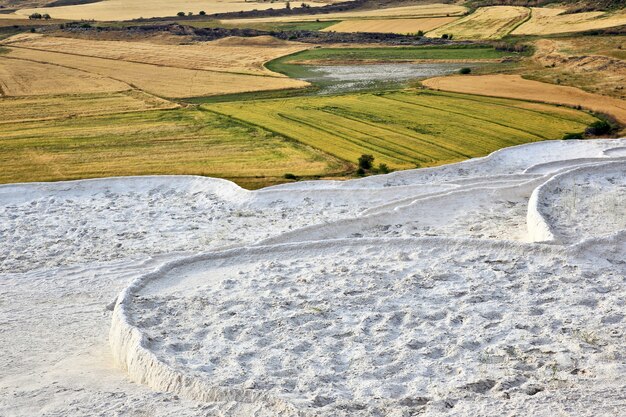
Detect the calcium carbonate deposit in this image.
<box><xmin>1</xmin><ymin>139</ymin><xmax>625</xmax><ymax>416</ymax></box>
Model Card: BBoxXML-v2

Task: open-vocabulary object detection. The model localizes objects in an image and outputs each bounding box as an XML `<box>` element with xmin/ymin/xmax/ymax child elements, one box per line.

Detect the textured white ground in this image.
<box><xmin>1</xmin><ymin>139</ymin><xmax>625</xmax><ymax>416</ymax></box>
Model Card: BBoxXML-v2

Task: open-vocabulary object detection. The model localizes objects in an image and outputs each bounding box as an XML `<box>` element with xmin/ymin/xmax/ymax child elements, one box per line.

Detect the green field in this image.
<box><xmin>266</xmin><ymin>45</ymin><xmax>525</xmax><ymax>79</ymax></box>
<box><xmin>0</xmin><ymin>89</ymin><xmax>598</xmax><ymax>188</ymax></box>
<box><xmin>0</xmin><ymin>108</ymin><xmax>347</xmax><ymax>188</ymax></box>
<box><xmin>274</xmin><ymin>45</ymin><xmax>520</xmax><ymax>63</ymax></box>
<box><xmin>206</xmin><ymin>90</ymin><xmax>597</xmax><ymax>169</ymax></box>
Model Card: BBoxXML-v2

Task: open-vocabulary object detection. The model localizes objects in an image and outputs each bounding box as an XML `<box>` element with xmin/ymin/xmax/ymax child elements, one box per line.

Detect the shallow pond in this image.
<box><xmin>298</xmin><ymin>62</ymin><xmax>480</xmax><ymax>94</ymax></box>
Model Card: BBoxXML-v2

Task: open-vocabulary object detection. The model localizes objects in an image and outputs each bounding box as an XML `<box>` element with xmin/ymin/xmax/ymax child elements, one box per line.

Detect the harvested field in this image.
<box><xmin>428</xmin><ymin>6</ymin><xmax>530</xmax><ymax>39</ymax></box>
<box><xmin>225</xmin><ymin>4</ymin><xmax>468</xmax><ymax>24</ymax></box>
<box><xmin>0</xmin><ymin>91</ymin><xmax>177</xmax><ymax>123</ymax></box>
<box><xmin>15</xmin><ymin>0</ymin><xmax>337</xmax><ymax>21</ymax></box>
<box><xmin>512</xmin><ymin>7</ymin><xmax>626</xmax><ymax>35</ymax></box>
<box><xmin>0</xmin><ymin>14</ymin><xmax>25</xmax><ymax>20</ymax></box>
<box><xmin>2</xmin><ymin>34</ymin><xmax>311</xmax><ymax>76</ymax></box>
<box><xmin>528</xmin><ymin>37</ymin><xmax>626</xmax><ymax>100</ymax></box>
<box><xmin>207</xmin><ymin>90</ymin><xmax>596</xmax><ymax>169</ymax></box>
<box><xmin>0</xmin><ymin>108</ymin><xmax>344</xmax><ymax>187</ymax></box>
<box><xmin>0</xmin><ymin>55</ymin><xmax>128</xmax><ymax>96</ymax></box>
<box><xmin>321</xmin><ymin>17</ymin><xmax>458</xmax><ymax>35</ymax></box>
<box><xmin>548</xmin><ymin>36</ymin><xmax>626</xmax><ymax>61</ymax></box>
<box><xmin>422</xmin><ymin>74</ymin><xmax>626</xmax><ymax>125</ymax></box>
<box><xmin>534</xmin><ymin>36</ymin><xmax>626</xmax><ymax>64</ymax></box>
<box><xmin>218</xmin><ymin>19</ymin><xmax>340</xmax><ymax>32</ymax></box>
<box><xmin>2</xmin><ymin>47</ymin><xmax>309</xmax><ymax>98</ymax></box>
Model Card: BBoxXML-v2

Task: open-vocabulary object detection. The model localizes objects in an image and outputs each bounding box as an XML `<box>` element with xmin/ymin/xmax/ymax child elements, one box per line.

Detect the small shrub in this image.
<box><xmin>42</xmin><ymin>13</ymin><xmax>51</xmax><ymax>20</ymax></box>
<box><xmin>187</xmin><ymin>12</ymin><xmax>193</xmax><ymax>16</ymax></box>
<box><xmin>177</xmin><ymin>11</ymin><xmax>185</xmax><ymax>17</ymax></box>
<box><xmin>441</xmin><ymin>34</ymin><xmax>449</xmax><ymax>39</ymax></box>
<box><xmin>563</xmin><ymin>132</ymin><xmax>583</xmax><ymax>140</ymax></box>
<box><xmin>284</xmin><ymin>173</ymin><xmax>297</xmax><ymax>180</ymax></box>
<box><xmin>199</xmin><ymin>10</ymin><xmax>206</xmax><ymax>15</ymax></box>
<box><xmin>30</xmin><ymin>27</ymin><xmax>36</xmax><ymax>33</ymax></box>
<box><xmin>358</xmin><ymin>154</ymin><xmax>375</xmax><ymax>170</ymax></box>
<box><xmin>574</xmin><ymin>329</ymin><xmax>599</xmax><ymax>345</ymax></box>
<box><xmin>356</xmin><ymin>167</ymin><xmax>366</xmax><ymax>177</ymax></box>
<box><xmin>416</xmin><ymin>30</ymin><xmax>424</xmax><ymax>37</ymax></box>
<box><xmin>378</xmin><ymin>163</ymin><xmax>390</xmax><ymax>174</ymax></box>
<box><xmin>29</xmin><ymin>13</ymin><xmax>42</xmax><ymax>19</ymax></box>
<box><xmin>585</xmin><ymin>120</ymin><xmax>612</xmax><ymax>136</ymax></box>
<box><xmin>459</xmin><ymin>67</ymin><xmax>471</xmax><ymax>74</ymax></box>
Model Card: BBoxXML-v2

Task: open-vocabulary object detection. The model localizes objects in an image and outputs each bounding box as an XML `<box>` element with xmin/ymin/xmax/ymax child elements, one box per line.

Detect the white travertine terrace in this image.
<box><xmin>1</xmin><ymin>139</ymin><xmax>625</xmax><ymax>416</ymax></box>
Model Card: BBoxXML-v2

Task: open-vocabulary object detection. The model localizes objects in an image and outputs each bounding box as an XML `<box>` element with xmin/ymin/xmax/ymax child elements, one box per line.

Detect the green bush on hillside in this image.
<box><xmin>358</xmin><ymin>154</ymin><xmax>375</xmax><ymax>170</ymax></box>
<box><xmin>284</xmin><ymin>173</ymin><xmax>298</xmax><ymax>180</ymax></box>
<box><xmin>563</xmin><ymin>132</ymin><xmax>584</xmax><ymax>140</ymax></box>
<box><xmin>585</xmin><ymin>120</ymin><xmax>612</xmax><ymax>136</ymax></box>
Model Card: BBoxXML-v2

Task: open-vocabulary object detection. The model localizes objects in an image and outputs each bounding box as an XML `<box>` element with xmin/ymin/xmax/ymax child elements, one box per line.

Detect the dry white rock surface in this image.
<box><xmin>1</xmin><ymin>139</ymin><xmax>625</xmax><ymax>416</ymax></box>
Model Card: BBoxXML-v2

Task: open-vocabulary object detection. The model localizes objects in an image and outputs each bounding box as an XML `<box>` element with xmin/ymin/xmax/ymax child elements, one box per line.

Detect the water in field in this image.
<box><xmin>299</xmin><ymin>63</ymin><xmax>478</xmax><ymax>94</ymax></box>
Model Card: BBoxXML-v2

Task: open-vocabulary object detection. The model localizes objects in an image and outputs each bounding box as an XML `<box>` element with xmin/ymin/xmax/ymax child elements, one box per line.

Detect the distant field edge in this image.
<box><xmin>421</xmin><ymin>74</ymin><xmax>626</xmax><ymax>126</ymax></box>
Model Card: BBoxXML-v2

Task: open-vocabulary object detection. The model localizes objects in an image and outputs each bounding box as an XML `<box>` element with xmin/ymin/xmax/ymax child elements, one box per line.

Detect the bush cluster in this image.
<box><xmin>29</xmin><ymin>13</ymin><xmax>51</xmax><ymax>20</ymax></box>
<box><xmin>493</xmin><ymin>42</ymin><xmax>529</xmax><ymax>53</ymax></box>
<box><xmin>356</xmin><ymin>154</ymin><xmax>392</xmax><ymax>177</ymax></box>
<box><xmin>585</xmin><ymin>120</ymin><xmax>612</xmax><ymax>136</ymax></box>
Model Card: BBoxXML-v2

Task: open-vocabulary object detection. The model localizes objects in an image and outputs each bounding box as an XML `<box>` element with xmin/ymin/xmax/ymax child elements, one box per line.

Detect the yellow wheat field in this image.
<box><xmin>321</xmin><ymin>17</ymin><xmax>458</xmax><ymax>35</ymax></box>
<box><xmin>0</xmin><ymin>108</ymin><xmax>344</xmax><ymax>187</ymax></box>
<box><xmin>0</xmin><ymin>55</ymin><xmax>128</xmax><ymax>96</ymax></box>
<box><xmin>208</xmin><ymin>90</ymin><xmax>595</xmax><ymax>169</ymax></box>
<box><xmin>15</xmin><ymin>0</ymin><xmax>338</xmax><ymax>21</ymax></box>
<box><xmin>0</xmin><ymin>14</ymin><xmax>27</xmax><ymax>21</ymax></box>
<box><xmin>226</xmin><ymin>4</ymin><xmax>468</xmax><ymax>24</ymax></box>
<box><xmin>428</xmin><ymin>6</ymin><xmax>530</xmax><ymax>39</ymax></box>
<box><xmin>3</xmin><ymin>47</ymin><xmax>309</xmax><ymax>98</ymax></box>
<box><xmin>512</xmin><ymin>7</ymin><xmax>626</xmax><ymax>35</ymax></box>
<box><xmin>0</xmin><ymin>90</ymin><xmax>177</xmax><ymax>123</ymax></box>
<box><xmin>422</xmin><ymin>74</ymin><xmax>626</xmax><ymax>124</ymax></box>
<box><xmin>3</xmin><ymin>34</ymin><xmax>311</xmax><ymax>76</ymax></box>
